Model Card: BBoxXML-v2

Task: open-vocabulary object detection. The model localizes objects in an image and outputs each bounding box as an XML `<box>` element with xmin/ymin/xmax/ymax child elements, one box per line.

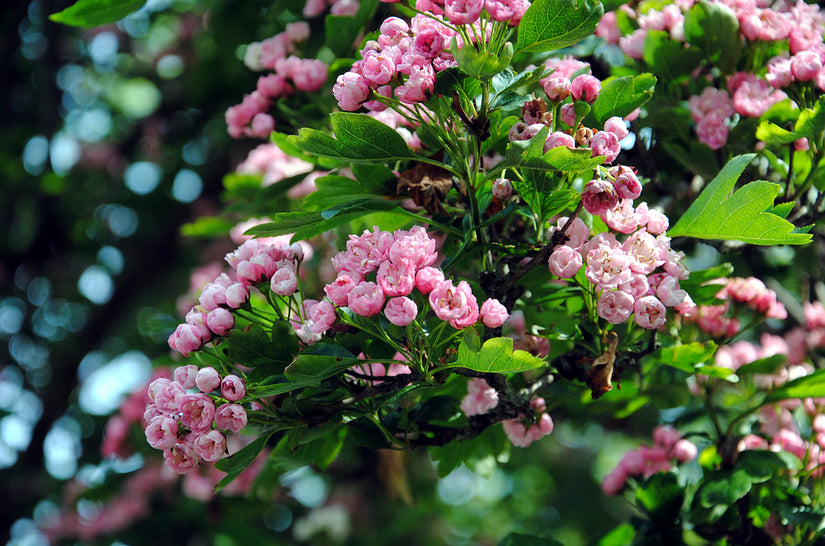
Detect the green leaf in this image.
<box><xmin>180</xmin><ymin>216</ymin><xmax>236</xmax><ymax>238</ymax></box>
<box><xmin>642</xmin><ymin>31</ymin><xmax>704</xmax><ymax>80</ymax></box>
<box><xmin>668</xmin><ymin>153</ymin><xmax>812</xmax><ymax>245</ymax></box>
<box><xmin>643</xmin><ymin>341</ymin><xmax>718</xmax><ymax>373</ymax></box>
<box><xmin>588</xmin><ymin>73</ymin><xmax>657</xmax><ymax>126</ymax></box>
<box><xmin>794</xmin><ymin>97</ymin><xmax>825</xmax><ymax>138</ymax></box>
<box><xmin>736</xmin><ymin>354</ymin><xmax>787</xmax><ymax>376</ymax></box>
<box><xmin>50</xmin><ymin>0</ymin><xmax>146</xmax><ymax>27</ymax></box>
<box><xmin>433</xmin><ymin>67</ymin><xmax>482</xmax><ymax>100</ymax></box>
<box><xmin>214</xmin><ymin>431</ymin><xmax>276</xmax><ymax>492</ymax></box>
<box><xmin>697</xmin><ymin>468</ymin><xmax>753</xmax><ymax>507</ymax></box>
<box><xmin>226</xmin><ymin>323</ymin><xmax>296</xmax><ymax>370</ymax></box>
<box><xmin>498</xmin><ymin>533</ymin><xmax>563</xmax><ymax>546</ymax></box>
<box><xmin>755</xmin><ymin>121</ymin><xmax>802</xmax><ymax>144</ymax></box>
<box><xmin>661</xmin><ymin>140</ymin><xmax>719</xmax><ymax>179</ymax></box>
<box><xmin>288</xmin><ymin>113</ymin><xmax>415</xmax><ymax>164</ymax></box>
<box><xmin>736</xmin><ymin>449</ymin><xmax>798</xmax><ymax>482</ymax></box>
<box><xmin>285</xmin><ymin>344</ymin><xmax>363</xmax><ymax>383</ymax></box>
<box><xmin>302</xmin><ymin>174</ymin><xmax>396</xmax><ymax>211</ymax></box>
<box><xmin>683</xmin><ymin>1</ymin><xmax>742</xmax><ymax>73</ymax></box>
<box><xmin>515</xmin><ymin>0</ymin><xmax>604</xmax><ymax>53</ymax></box>
<box><xmin>765</xmin><ymin>368</ymin><xmax>825</xmax><ymax>403</ymax></box>
<box><xmin>453</xmin><ymin>330</ymin><xmax>546</xmax><ymax>373</ymax></box>
<box><xmin>636</xmin><ymin>473</ymin><xmax>684</xmax><ymax>520</ymax></box>
<box><xmin>324</xmin><ymin>0</ymin><xmax>378</xmax><ymax>56</ymax></box>
<box><xmin>597</xmin><ymin>523</ymin><xmax>636</xmax><ymax>546</ymax></box>
<box><xmin>454</xmin><ymin>40</ymin><xmax>513</xmax><ymax>80</ymax></box>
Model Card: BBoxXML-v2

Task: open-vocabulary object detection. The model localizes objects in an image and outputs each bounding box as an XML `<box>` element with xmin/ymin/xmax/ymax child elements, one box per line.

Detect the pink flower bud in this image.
<box><xmin>548</xmin><ymin>245</ymin><xmax>583</xmax><ymax>279</ymax></box>
<box><xmin>163</xmin><ymin>442</ymin><xmax>199</xmax><ymax>474</ymax></box>
<box><xmin>653</xmin><ymin>425</ymin><xmax>682</xmax><ymax>450</ymax></box>
<box><xmin>145</xmin><ymin>415</ymin><xmax>179</xmax><ymax>450</ymax></box>
<box><xmin>179</xmin><ymin>393</ymin><xmax>216</xmax><ymax>433</ymax></box>
<box><xmin>597</xmin><ymin>290</ymin><xmax>635</xmax><ymax>324</ymax></box>
<box><xmin>415</xmin><ymin>267</ymin><xmax>444</xmax><ymax>294</ymax></box>
<box><xmin>221</xmin><ymin>375</ymin><xmax>246</xmax><ymax>402</ymax></box>
<box><xmin>609</xmin><ymin>165</ymin><xmax>641</xmax><ymax>199</ymax></box>
<box><xmin>559</xmin><ymin>104</ymin><xmax>577</xmax><ymax>127</ymax></box>
<box><xmin>492</xmin><ymin>178</ymin><xmax>513</xmax><ymax>199</ymax></box>
<box><xmin>325</xmin><ymin>272</ymin><xmax>359</xmax><ymax>307</ymax></box>
<box><xmin>542</xmin><ymin>76</ymin><xmax>571</xmax><ymax>102</ymax></box>
<box><xmin>224</xmin><ymin>282</ymin><xmax>249</xmax><ymax>308</ymax></box>
<box><xmin>634</xmin><ymin>295</ymin><xmax>667</xmax><ymax>329</ymax></box>
<box><xmin>196</xmin><ymin>367</ymin><xmax>221</xmax><ymax>393</ymax></box>
<box><xmin>544</xmin><ymin>131</ymin><xmax>576</xmax><ymax>152</ymax></box>
<box><xmin>348</xmin><ymin>281</ymin><xmax>385</xmax><ymax>317</ymax></box>
<box><xmin>270</xmin><ymin>267</ymin><xmax>298</xmax><ymax>296</ymax></box>
<box><xmin>570</xmin><ymin>74</ymin><xmax>601</xmax><ymax>103</ymax></box>
<box><xmin>445</xmin><ymin>0</ymin><xmax>483</xmax><ymax>25</ymax></box>
<box><xmin>251</xmin><ymin>113</ymin><xmax>275</xmax><ymax>138</ymax></box>
<box><xmin>174</xmin><ymin>365</ymin><xmax>199</xmax><ymax>390</ymax></box>
<box><xmin>460</xmin><ymin>378</ymin><xmax>499</xmax><ymax>416</ymax></box>
<box><xmin>604</xmin><ymin>116</ymin><xmax>629</xmax><ymax>140</ymax></box>
<box><xmin>333</xmin><ymin>71</ymin><xmax>371</xmax><ymax>111</ymax></box>
<box><xmin>206</xmin><ymin>308</ymin><xmax>234</xmax><ymax>336</ymax></box>
<box><xmin>480</xmin><ymin>298</ymin><xmax>509</xmax><ymax>328</ymax></box>
<box><xmin>590</xmin><ymin>131</ymin><xmax>621</xmax><ymax>163</ymax></box>
<box><xmin>384</xmin><ymin>296</ymin><xmax>419</xmax><ymax>326</ymax></box>
<box><xmin>582</xmin><ymin>178</ymin><xmax>620</xmax><ymax>215</ymax></box>
<box><xmin>670</xmin><ymin>439</ymin><xmax>698</xmax><ymax>463</ymax></box>
<box><xmin>193</xmin><ymin>430</ymin><xmax>227</xmax><ymax>462</ymax></box>
<box><xmin>215</xmin><ymin>403</ymin><xmax>248</xmax><ymax>432</ymax></box>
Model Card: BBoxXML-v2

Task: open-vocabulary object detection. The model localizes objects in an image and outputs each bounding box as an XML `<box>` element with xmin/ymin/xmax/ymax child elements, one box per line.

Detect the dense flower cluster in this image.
<box><xmin>598</xmin><ymin>0</ymin><xmax>825</xmax><ymax>149</ymax></box>
<box><xmin>226</xmin><ymin>21</ymin><xmax>328</xmax><ymax>138</ymax></box>
<box><xmin>601</xmin><ymin>425</ymin><xmax>698</xmax><ymax>495</ymax></box>
<box><xmin>333</xmin><ymin>0</ymin><xmax>529</xmax><ymax>111</ymax></box>
<box><xmin>168</xmin><ymin>239</ymin><xmax>304</xmax><ymax>355</ymax></box>
<box><xmin>325</xmin><ymin>225</ymin><xmax>507</xmax><ymax>330</ymax></box>
<box><xmin>501</xmin><ymin>397</ymin><xmax>554</xmax><ymax>448</ymax></box>
<box><xmin>682</xmin><ymin>276</ymin><xmax>787</xmax><ymax>338</ymax></box>
<box><xmin>144</xmin><ymin>365</ymin><xmax>249</xmax><ymax>473</ymax></box>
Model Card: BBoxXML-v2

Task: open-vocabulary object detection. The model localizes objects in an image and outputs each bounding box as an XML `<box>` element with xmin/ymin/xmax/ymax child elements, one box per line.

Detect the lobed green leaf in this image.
<box><xmin>515</xmin><ymin>0</ymin><xmax>604</xmax><ymax>54</ymax></box>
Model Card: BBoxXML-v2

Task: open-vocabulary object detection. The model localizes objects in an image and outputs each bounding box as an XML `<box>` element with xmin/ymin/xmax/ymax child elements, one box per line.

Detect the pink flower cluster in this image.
<box><xmin>688</xmin><ymin>87</ymin><xmax>735</xmax><ymax>150</ymax></box>
<box><xmin>235</xmin><ymin>142</ymin><xmax>313</xmax><ymax>188</ymax></box>
<box><xmin>683</xmin><ymin>276</ymin><xmax>787</xmax><ymax>338</ymax></box>
<box><xmin>547</xmin><ymin>205</ymin><xmax>688</xmax><ymax>330</ymax></box>
<box><xmin>460</xmin><ymin>377</ymin><xmax>499</xmax><ymax>416</ymax></box>
<box><xmin>501</xmin><ymin>397</ymin><xmax>554</xmax><ymax>447</ymax></box>
<box><xmin>601</xmin><ymin>425</ymin><xmax>697</xmax><ymax>495</ymax></box>
<box><xmin>324</xmin><ymin>226</ymin><xmax>508</xmax><ymax>330</ymax></box>
<box><xmin>144</xmin><ymin>365</ymin><xmax>249</xmax><ymax>473</ymax></box>
<box><xmin>333</xmin><ymin>0</ymin><xmax>529</xmax><ymax>111</ymax></box>
<box><xmin>227</xmin><ymin>22</ymin><xmax>328</xmax><ymax>138</ymax></box>
<box><xmin>738</xmin><ymin>400</ymin><xmax>825</xmax><ymax>478</ymax></box>
<box><xmin>168</xmin><ymin>239</ymin><xmax>304</xmax><ymax>356</ymax></box>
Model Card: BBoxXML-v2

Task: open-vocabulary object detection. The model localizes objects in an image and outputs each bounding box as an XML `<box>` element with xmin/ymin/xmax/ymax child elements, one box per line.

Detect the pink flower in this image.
<box><xmin>548</xmin><ymin>245</ymin><xmax>583</xmax><ymax>279</ymax></box>
<box><xmin>544</xmin><ymin>130</ymin><xmax>576</xmax><ymax>152</ymax></box>
<box><xmin>656</xmin><ymin>275</ymin><xmax>687</xmax><ymax>307</ymax></box>
<box><xmin>460</xmin><ymin>378</ymin><xmax>499</xmax><ymax>416</ymax></box>
<box><xmin>348</xmin><ymin>281</ymin><xmax>386</xmax><ymax>316</ymax></box>
<box><xmin>542</xmin><ymin>76</ymin><xmax>571</xmax><ymax>102</ymax></box>
<box><xmin>492</xmin><ymin>178</ymin><xmax>513</xmax><ymax>199</ymax></box>
<box><xmin>609</xmin><ymin>165</ymin><xmax>642</xmax><ymax>199</ymax></box>
<box><xmin>377</xmin><ymin>260</ymin><xmax>416</xmax><ymax>297</ymax></box>
<box><xmin>199</xmin><ymin>282</ymin><xmax>226</xmax><ymax>311</ymax></box>
<box><xmin>193</xmin><ymin>430</ymin><xmax>227</xmax><ymax>462</ymax></box>
<box><xmin>333</xmin><ymin>71</ymin><xmax>371</xmax><ymax>111</ymax></box>
<box><xmin>559</xmin><ymin>103</ymin><xmax>578</xmax><ymax>127</ymax></box>
<box><xmin>307</xmin><ymin>300</ymin><xmax>337</xmax><ymax>334</ymax></box>
<box><xmin>358</xmin><ymin>50</ymin><xmax>396</xmax><ymax>86</ymax></box>
<box><xmin>549</xmin><ymin>216</ymin><xmax>589</xmax><ymax>250</ymax></box>
<box><xmin>480</xmin><ymin>298</ymin><xmax>509</xmax><ymax>328</ymax></box>
<box><xmin>145</xmin><ymin>415</ymin><xmax>179</xmax><ymax>450</ymax></box>
<box><xmin>570</xmin><ymin>74</ymin><xmax>601</xmax><ymax>103</ymax></box>
<box><xmin>196</xmin><ymin>367</ymin><xmax>221</xmax><ymax>393</ymax></box>
<box><xmin>597</xmin><ymin>290</ymin><xmax>635</xmax><ymax>324</ymax></box>
<box><xmin>251</xmin><ymin>113</ymin><xmax>275</xmax><ymax>138</ymax></box>
<box><xmin>429</xmin><ymin>279</ymin><xmax>478</xmax><ymax>327</ymax></box>
<box><xmin>292</xmin><ymin>59</ymin><xmax>328</xmax><ymax>92</ymax></box>
<box><xmin>270</xmin><ymin>266</ymin><xmax>298</xmax><ymax>296</ymax></box>
<box><xmin>634</xmin><ymin>295</ymin><xmax>667</xmax><ymax>329</ymax></box>
<box><xmin>604</xmin><ymin>116</ymin><xmax>629</xmax><ymax>140</ymax></box>
<box><xmin>215</xmin><ymin>403</ymin><xmax>248</xmax><ymax>433</ymax></box>
<box><xmin>384</xmin><ymin>296</ymin><xmax>419</xmax><ymax>326</ymax></box>
<box><xmin>163</xmin><ymin>442</ymin><xmax>199</xmax><ymax>474</ymax></box>
<box><xmin>416</xmin><ymin>266</ymin><xmax>444</xmax><ymax>294</ymax></box>
<box><xmin>179</xmin><ymin>393</ymin><xmax>217</xmax><ymax>433</ymax></box>
<box><xmin>582</xmin><ymin>178</ymin><xmax>619</xmax><ymax>216</ymax></box>
<box><xmin>150</xmin><ymin>378</ymin><xmax>185</xmax><ymax>415</ymax></box>
<box><xmin>168</xmin><ymin>323</ymin><xmax>204</xmax><ymax>356</ymax></box>
<box><xmin>206</xmin><ymin>308</ymin><xmax>234</xmax><ymax>336</ymax></box>
<box><xmin>590</xmin><ymin>131</ymin><xmax>621</xmax><ymax>163</ymax></box>
<box><xmin>221</xmin><ymin>375</ymin><xmax>246</xmax><ymax>402</ymax></box>
<box><xmin>444</xmin><ymin>0</ymin><xmax>484</xmax><ymax>25</ymax></box>
<box><xmin>395</xmin><ymin>65</ymin><xmax>435</xmax><ymax>103</ymax></box>
<box><xmin>225</xmin><ymin>282</ymin><xmax>249</xmax><ymax>308</ymax></box>
<box><xmin>791</xmin><ymin>50</ymin><xmax>822</xmax><ymax>82</ymax></box>
<box><xmin>601</xmin><ymin>468</ymin><xmax>627</xmax><ymax>495</ymax></box>
<box><xmin>174</xmin><ymin>365</ymin><xmax>198</xmax><ymax>390</ymax></box>
<box><xmin>324</xmin><ymin>272</ymin><xmax>359</xmax><ymax>307</ymax></box>
<box><xmin>670</xmin><ymin>439</ymin><xmax>698</xmax><ymax>463</ymax></box>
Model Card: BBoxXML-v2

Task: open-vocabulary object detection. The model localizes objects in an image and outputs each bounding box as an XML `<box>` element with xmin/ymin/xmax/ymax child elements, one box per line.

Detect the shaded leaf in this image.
<box><xmin>765</xmin><ymin>368</ymin><xmax>825</xmax><ymax>403</ymax></box>
<box><xmin>683</xmin><ymin>1</ymin><xmax>742</xmax><ymax>72</ymax></box>
<box><xmin>215</xmin><ymin>430</ymin><xmax>277</xmax><ymax>492</ymax></box>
